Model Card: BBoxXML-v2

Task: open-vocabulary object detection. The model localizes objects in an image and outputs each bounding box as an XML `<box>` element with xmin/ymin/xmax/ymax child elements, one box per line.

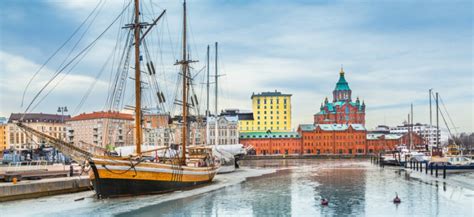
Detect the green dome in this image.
<box><xmin>335</xmin><ymin>72</ymin><xmax>350</xmax><ymax>91</ymax></box>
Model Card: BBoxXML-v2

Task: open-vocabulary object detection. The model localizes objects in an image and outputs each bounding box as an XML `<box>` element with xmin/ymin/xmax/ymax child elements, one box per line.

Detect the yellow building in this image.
<box><xmin>0</xmin><ymin>124</ymin><xmax>7</xmax><ymax>152</ymax></box>
<box><xmin>240</xmin><ymin>91</ymin><xmax>292</xmax><ymax>132</ymax></box>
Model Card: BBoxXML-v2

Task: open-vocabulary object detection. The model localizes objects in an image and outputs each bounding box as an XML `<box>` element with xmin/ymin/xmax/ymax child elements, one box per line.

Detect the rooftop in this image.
<box><xmin>299</xmin><ymin>124</ymin><xmax>366</xmax><ymax>132</ymax></box>
<box><xmin>251</xmin><ymin>90</ymin><xmax>292</xmax><ymax>99</ymax></box>
<box><xmin>8</xmin><ymin>113</ymin><xmax>71</xmax><ymax>123</ymax></box>
<box><xmin>69</xmin><ymin>111</ymin><xmax>133</xmax><ymax>121</ymax></box>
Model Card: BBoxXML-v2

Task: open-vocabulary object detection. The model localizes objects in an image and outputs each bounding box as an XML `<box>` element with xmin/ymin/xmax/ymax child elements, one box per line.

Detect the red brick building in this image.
<box><xmin>314</xmin><ymin>67</ymin><xmax>365</xmax><ymax>125</ymax></box>
<box><xmin>239</xmin><ymin>132</ymin><xmax>301</xmax><ymax>155</ymax></box>
<box><xmin>299</xmin><ymin>124</ymin><xmax>367</xmax><ymax>155</ymax></box>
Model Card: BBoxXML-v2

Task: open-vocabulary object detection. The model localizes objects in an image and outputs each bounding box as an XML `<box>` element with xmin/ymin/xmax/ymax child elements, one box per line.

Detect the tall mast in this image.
<box><xmin>429</xmin><ymin>89</ymin><xmax>432</xmax><ymax>150</ymax></box>
<box><xmin>134</xmin><ymin>0</ymin><xmax>142</xmax><ymax>154</ymax></box>
<box><xmin>214</xmin><ymin>42</ymin><xmax>218</xmax><ymax>116</ymax></box>
<box><xmin>206</xmin><ymin>45</ymin><xmax>210</xmax><ymax>116</ymax></box>
<box><xmin>214</xmin><ymin>42</ymin><xmax>218</xmax><ymax>146</ymax></box>
<box><xmin>410</xmin><ymin>103</ymin><xmax>413</xmax><ymax>151</ymax></box>
<box><xmin>436</xmin><ymin>92</ymin><xmax>439</xmax><ymax>149</ymax></box>
<box><xmin>181</xmin><ymin>0</ymin><xmax>188</xmax><ymax>164</ymax></box>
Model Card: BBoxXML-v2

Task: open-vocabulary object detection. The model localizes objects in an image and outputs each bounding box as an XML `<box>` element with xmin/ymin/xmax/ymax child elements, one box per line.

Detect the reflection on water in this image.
<box><xmin>119</xmin><ymin>159</ymin><xmax>474</xmax><ymax>217</ymax></box>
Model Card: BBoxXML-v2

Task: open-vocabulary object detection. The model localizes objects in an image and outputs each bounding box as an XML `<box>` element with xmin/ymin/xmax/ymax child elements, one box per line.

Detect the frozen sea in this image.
<box><xmin>1</xmin><ymin>159</ymin><xmax>473</xmax><ymax>217</ymax></box>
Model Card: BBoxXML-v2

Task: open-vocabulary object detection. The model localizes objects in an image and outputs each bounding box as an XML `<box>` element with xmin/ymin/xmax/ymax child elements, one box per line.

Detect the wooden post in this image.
<box><xmin>443</xmin><ymin>165</ymin><xmax>446</xmax><ymax>179</ymax></box>
<box><xmin>420</xmin><ymin>162</ymin><xmax>423</xmax><ymax>172</ymax></box>
<box><xmin>425</xmin><ymin>162</ymin><xmax>428</xmax><ymax>174</ymax></box>
<box><xmin>435</xmin><ymin>164</ymin><xmax>439</xmax><ymax>177</ymax></box>
<box><xmin>430</xmin><ymin>163</ymin><xmax>433</xmax><ymax>175</ymax></box>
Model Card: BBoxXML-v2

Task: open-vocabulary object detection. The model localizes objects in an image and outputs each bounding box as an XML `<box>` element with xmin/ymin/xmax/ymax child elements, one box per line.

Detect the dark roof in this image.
<box><xmin>251</xmin><ymin>90</ymin><xmax>292</xmax><ymax>99</ymax></box>
<box><xmin>220</xmin><ymin>109</ymin><xmax>254</xmax><ymax>121</ymax></box>
<box><xmin>8</xmin><ymin>113</ymin><xmax>71</xmax><ymax>123</ymax></box>
<box><xmin>237</xmin><ymin>113</ymin><xmax>254</xmax><ymax>121</ymax></box>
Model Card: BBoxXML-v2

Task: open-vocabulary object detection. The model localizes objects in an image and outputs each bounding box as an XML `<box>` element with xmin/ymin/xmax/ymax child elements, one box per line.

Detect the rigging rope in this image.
<box><xmin>23</xmin><ymin>1</ymin><xmax>132</xmax><ymax>116</ymax></box>
<box><xmin>21</xmin><ymin>0</ymin><xmax>104</xmax><ymax>108</ymax></box>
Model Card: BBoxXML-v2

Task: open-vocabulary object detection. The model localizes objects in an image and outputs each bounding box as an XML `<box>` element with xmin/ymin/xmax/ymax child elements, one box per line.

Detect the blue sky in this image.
<box><xmin>0</xmin><ymin>0</ymin><xmax>472</xmax><ymax>132</ymax></box>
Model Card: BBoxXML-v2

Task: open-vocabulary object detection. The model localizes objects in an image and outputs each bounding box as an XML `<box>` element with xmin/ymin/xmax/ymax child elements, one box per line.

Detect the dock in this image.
<box><xmin>0</xmin><ymin>176</ymin><xmax>91</xmax><ymax>202</ymax></box>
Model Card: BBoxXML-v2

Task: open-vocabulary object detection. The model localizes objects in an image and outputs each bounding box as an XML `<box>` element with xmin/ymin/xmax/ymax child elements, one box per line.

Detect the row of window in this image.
<box><xmin>303</xmin><ymin>135</ymin><xmax>365</xmax><ymax>140</ymax></box>
<box><xmin>257</xmin><ymin>98</ymin><xmax>288</xmax><ymax>105</ymax></box>
<box><xmin>256</xmin><ymin>121</ymin><xmax>287</xmax><ymax>125</ymax></box>
<box><xmin>257</xmin><ymin>105</ymin><xmax>288</xmax><ymax>110</ymax></box>
<box><xmin>257</xmin><ymin>111</ymin><xmax>287</xmax><ymax>115</ymax></box>
<box><xmin>240</xmin><ymin>126</ymin><xmax>288</xmax><ymax>131</ymax></box>
<box><xmin>257</xmin><ymin>115</ymin><xmax>287</xmax><ymax>120</ymax></box>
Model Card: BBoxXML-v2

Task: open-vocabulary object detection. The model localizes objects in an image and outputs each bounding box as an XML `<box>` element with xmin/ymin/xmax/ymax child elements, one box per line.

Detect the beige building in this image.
<box><xmin>67</xmin><ymin>111</ymin><xmax>134</xmax><ymax>148</ymax></box>
<box><xmin>143</xmin><ymin>114</ymin><xmax>172</xmax><ymax>146</ymax></box>
<box><xmin>7</xmin><ymin>113</ymin><xmax>70</xmax><ymax>150</ymax></box>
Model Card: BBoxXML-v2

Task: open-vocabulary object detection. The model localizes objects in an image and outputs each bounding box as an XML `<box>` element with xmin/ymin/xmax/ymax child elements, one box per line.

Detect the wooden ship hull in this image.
<box><xmin>89</xmin><ymin>157</ymin><xmax>217</xmax><ymax>198</ymax></box>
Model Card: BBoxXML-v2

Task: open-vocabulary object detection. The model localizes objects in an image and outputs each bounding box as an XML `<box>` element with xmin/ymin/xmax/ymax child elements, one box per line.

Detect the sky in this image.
<box><xmin>0</xmin><ymin>0</ymin><xmax>472</xmax><ymax>133</ymax></box>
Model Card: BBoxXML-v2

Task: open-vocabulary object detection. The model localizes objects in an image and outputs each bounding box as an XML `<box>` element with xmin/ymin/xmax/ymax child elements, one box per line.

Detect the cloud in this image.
<box><xmin>1</xmin><ymin>0</ymin><xmax>472</xmax><ymax>132</ymax></box>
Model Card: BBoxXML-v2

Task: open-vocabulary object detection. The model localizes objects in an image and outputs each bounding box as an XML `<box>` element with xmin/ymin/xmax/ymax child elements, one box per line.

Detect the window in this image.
<box><xmin>270</xmin><ymin>111</ymin><xmax>273</xmax><ymax>114</ymax></box>
<box><xmin>284</xmin><ymin>111</ymin><xmax>287</xmax><ymax>114</ymax></box>
<box><xmin>270</xmin><ymin>99</ymin><xmax>273</xmax><ymax>104</ymax></box>
<box><xmin>284</xmin><ymin>99</ymin><xmax>287</xmax><ymax>104</ymax></box>
<box><xmin>264</xmin><ymin>111</ymin><xmax>267</xmax><ymax>114</ymax></box>
<box><xmin>264</xmin><ymin>99</ymin><xmax>267</xmax><ymax>104</ymax></box>
<box><xmin>277</xmin><ymin>99</ymin><xmax>279</xmax><ymax>104</ymax></box>
<box><xmin>257</xmin><ymin>106</ymin><xmax>260</xmax><ymax>109</ymax></box>
<box><xmin>257</xmin><ymin>99</ymin><xmax>260</xmax><ymax>104</ymax></box>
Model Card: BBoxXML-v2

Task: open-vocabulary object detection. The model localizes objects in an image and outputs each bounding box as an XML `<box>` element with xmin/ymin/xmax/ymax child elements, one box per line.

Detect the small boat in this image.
<box><xmin>428</xmin><ymin>156</ymin><xmax>474</xmax><ymax>172</ymax></box>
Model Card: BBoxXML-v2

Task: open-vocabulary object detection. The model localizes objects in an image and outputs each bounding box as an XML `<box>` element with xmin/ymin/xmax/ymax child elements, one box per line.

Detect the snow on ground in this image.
<box><xmin>0</xmin><ymin>167</ymin><xmax>276</xmax><ymax>217</ymax></box>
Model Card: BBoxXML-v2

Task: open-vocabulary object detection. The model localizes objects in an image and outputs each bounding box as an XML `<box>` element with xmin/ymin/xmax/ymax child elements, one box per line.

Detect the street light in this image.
<box><xmin>58</xmin><ymin>106</ymin><xmax>68</xmax><ymax>122</ymax></box>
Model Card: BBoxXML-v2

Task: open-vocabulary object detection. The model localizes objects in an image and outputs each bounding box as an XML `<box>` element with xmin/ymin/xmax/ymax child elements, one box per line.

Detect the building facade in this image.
<box><xmin>390</xmin><ymin>123</ymin><xmax>447</xmax><ymax>148</ymax></box>
<box><xmin>67</xmin><ymin>111</ymin><xmax>134</xmax><ymax>148</ymax></box>
<box><xmin>7</xmin><ymin>113</ymin><xmax>70</xmax><ymax>150</ymax></box>
<box><xmin>299</xmin><ymin>124</ymin><xmax>367</xmax><ymax>155</ymax></box>
<box><xmin>314</xmin><ymin>68</ymin><xmax>365</xmax><ymax>126</ymax></box>
<box><xmin>0</xmin><ymin>124</ymin><xmax>7</xmax><ymax>151</ymax></box>
<box><xmin>367</xmin><ymin>132</ymin><xmax>427</xmax><ymax>154</ymax></box>
<box><xmin>143</xmin><ymin>114</ymin><xmax>171</xmax><ymax>146</ymax></box>
<box><xmin>207</xmin><ymin>115</ymin><xmax>239</xmax><ymax>145</ymax></box>
<box><xmin>239</xmin><ymin>132</ymin><xmax>301</xmax><ymax>155</ymax></box>
<box><xmin>240</xmin><ymin>90</ymin><xmax>292</xmax><ymax>132</ymax></box>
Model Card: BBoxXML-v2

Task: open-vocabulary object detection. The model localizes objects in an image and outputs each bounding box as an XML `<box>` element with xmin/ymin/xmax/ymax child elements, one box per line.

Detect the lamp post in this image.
<box><xmin>57</xmin><ymin>106</ymin><xmax>68</xmax><ymax>122</ymax></box>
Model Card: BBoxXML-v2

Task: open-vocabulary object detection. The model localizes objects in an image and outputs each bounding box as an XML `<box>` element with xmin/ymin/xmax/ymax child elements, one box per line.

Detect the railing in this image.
<box><xmin>6</xmin><ymin>160</ymin><xmax>49</xmax><ymax>172</ymax></box>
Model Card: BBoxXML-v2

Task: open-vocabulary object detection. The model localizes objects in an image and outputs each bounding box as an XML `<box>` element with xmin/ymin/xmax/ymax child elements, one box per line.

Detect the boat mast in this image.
<box><xmin>214</xmin><ymin>42</ymin><xmax>218</xmax><ymax>146</ymax></box>
<box><xmin>134</xmin><ymin>0</ymin><xmax>142</xmax><ymax>154</ymax></box>
<box><xmin>206</xmin><ymin>45</ymin><xmax>210</xmax><ymax>117</ymax></box>
<box><xmin>181</xmin><ymin>0</ymin><xmax>188</xmax><ymax>164</ymax></box>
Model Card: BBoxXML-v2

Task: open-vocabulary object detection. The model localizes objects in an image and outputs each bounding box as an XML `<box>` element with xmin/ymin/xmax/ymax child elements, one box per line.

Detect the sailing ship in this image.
<box><xmin>87</xmin><ymin>0</ymin><xmax>219</xmax><ymax>198</ymax></box>
<box><xmin>16</xmin><ymin>0</ymin><xmax>219</xmax><ymax>198</ymax></box>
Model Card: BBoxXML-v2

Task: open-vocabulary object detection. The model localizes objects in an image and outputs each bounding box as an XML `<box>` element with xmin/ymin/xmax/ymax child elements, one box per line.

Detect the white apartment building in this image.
<box><xmin>390</xmin><ymin>123</ymin><xmax>448</xmax><ymax>147</ymax></box>
<box><xmin>207</xmin><ymin>115</ymin><xmax>239</xmax><ymax>145</ymax></box>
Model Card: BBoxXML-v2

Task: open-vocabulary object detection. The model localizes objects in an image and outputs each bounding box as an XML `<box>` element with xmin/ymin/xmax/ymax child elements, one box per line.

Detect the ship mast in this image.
<box><xmin>134</xmin><ymin>0</ymin><xmax>142</xmax><ymax>154</ymax></box>
<box><xmin>181</xmin><ymin>0</ymin><xmax>188</xmax><ymax>165</ymax></box>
